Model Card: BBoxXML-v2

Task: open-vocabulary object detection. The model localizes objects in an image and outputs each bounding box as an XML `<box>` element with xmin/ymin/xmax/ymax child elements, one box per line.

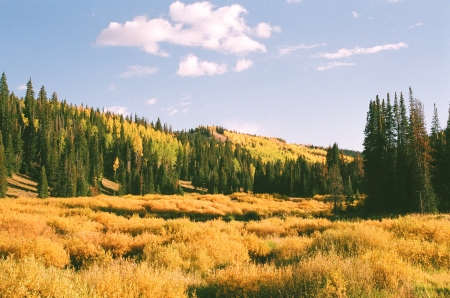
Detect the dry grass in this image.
<box><xmin>0</xmin><ymin>194</ymin><xmax>449</xmax><ymax>297</ymax></box>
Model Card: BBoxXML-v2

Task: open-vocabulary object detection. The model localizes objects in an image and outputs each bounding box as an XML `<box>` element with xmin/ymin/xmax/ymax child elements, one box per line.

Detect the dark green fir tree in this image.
<box><xmin>0</xmin><ymin>132</ymin><xmax>8</xmax><ymax>197</ymax></box>
<box><xmin>37</xmin><ymin>166</ymin><xmax>49</xmax><ymax>198</ymax></box>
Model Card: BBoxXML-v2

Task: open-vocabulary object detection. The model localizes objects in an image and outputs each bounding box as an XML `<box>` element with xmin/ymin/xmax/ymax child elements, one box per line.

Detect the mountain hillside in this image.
<box><xmin>0</xmin><ymin>72</ymin><xmax>363</xmax><ymax>199</ymax></box>
<box><xmin>222</xmin><ymin>129</ymin><xmax>354</xmax><ymax>164</ymax></box>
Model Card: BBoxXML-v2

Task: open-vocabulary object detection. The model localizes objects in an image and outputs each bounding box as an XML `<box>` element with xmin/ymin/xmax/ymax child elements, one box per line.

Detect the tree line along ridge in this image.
<box><xmin>1</xmin><ymin>72</ymin><xmax>449</xmax><ymax>215</ymax></box>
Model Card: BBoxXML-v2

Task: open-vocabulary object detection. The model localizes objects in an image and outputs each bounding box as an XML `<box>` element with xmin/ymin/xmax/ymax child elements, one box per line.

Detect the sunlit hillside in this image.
<box><xmin>221</xmin><ymin>129</ymin><xmax>354</xmax><ymax>164</ymax></box>
<box><xmin>1</xmin><ymin>194</ymin><xmax>449</xmax><ymax>297</ymax></box>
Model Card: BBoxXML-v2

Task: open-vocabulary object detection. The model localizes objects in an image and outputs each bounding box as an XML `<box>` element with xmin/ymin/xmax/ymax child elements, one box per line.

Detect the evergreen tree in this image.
<box><xmin>407</xmin><ymin>88</ymin><xmax>436</xmax><ymax>213</ymax></box>
<box><xmin>429</xmin><ymin>104</ymin><xmax>446</xmax><ymax>209</ymax></box>
<box><xmin>440</xmin><ymin>105</ymin><xmax>450</xmax><ymax>211</ymax></box>
<box><xmin>22</xmin><ymin>79</ymin><xmax>40</xmax><ymax>176</ymax></box>
<box><xmin>0</xmin><ymin>131</ymin><xmax>8</xmax><ymax>197</ymax></box>
<box><xmin>328</xmin><ymin>165</ymin><xmax>343</xmax><ymax>214</ymax></box>
<box><xmin>37</xmin><ymin>166</ymin><xmax>49</xmax><ymax>198</ymax></box>
<box><xmin>394</xmin><ymin>93</ymin><xmax>410</xmax><ymax>212</ymax></box>
<box><xmin>345</xmin><ymin>176</ymin><xmax>354</xmax><ymax>205</ymax></box>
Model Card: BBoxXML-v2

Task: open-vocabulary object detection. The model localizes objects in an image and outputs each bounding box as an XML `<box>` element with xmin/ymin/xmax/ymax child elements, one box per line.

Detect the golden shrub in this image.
<box><xmin>0</xmin><ymin>234</ymin><xmax>69</xmax><ymax>268</ymax></box>
<box><xmin>273</xmin><ymin>236</ymin><xmax>312</xmax><ymax>264</ymax></box>
<box><xmin>0</xmin><ymin>257</ymin><xmax>90</xmax><ymax>298</ymax></box>
<box><xmin>81</xmin><ymin>259</ymin><xmax>190</xmax><ymax>298</ymax></box>
<box><xmin>309</xmin><ymin>224</ymin><xmax>392</xmax><ymax>257</ymax></box>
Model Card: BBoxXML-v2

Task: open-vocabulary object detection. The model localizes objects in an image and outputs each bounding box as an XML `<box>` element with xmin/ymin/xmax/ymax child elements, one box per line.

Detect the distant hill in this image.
<box><xmin>199</xmin><ymin>126</ymin><xmax>357</xmax><ymax>164</ymax></box>
<box><xmin>222</xmin><ymin>129</ymin><xmax>355</xmax><ymax>164</ymax></box>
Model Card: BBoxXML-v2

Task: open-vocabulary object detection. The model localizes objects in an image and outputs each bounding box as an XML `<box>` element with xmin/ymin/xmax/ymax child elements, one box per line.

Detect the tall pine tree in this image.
<box><xmin>0</xmin><ymin>131</ymin><xmax>7</xmax><ymax>197</ymax></box>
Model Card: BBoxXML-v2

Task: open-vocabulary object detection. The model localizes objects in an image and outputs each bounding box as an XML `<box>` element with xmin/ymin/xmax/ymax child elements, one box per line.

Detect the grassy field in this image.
<box><xmin>0</xmin><ymin>193</ymin><xmax>449</xmax><ymax>297</ymax></box>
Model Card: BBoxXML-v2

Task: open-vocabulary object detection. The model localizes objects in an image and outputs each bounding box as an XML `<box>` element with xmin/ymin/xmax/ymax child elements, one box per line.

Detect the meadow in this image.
<box><xmin>1</xmin><ymin>193</ymin><xmax>449</xmax><ymax>297</ymax></box>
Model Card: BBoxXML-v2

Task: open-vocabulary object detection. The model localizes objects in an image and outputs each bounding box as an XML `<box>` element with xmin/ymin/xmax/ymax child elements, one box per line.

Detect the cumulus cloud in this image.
<box><xmin>314</xmin><ymin>42</ymin><xmax>408</xmax><ymax>59</ymax></box>
<box><xmin>278</xmin><ymin>43</ymin><xmax>325</xmax><ymax>56</ymax></box>
<box><xmin>177</xmin><ymin>54</ymin><xmax>228</xmax><ymax>77</ymax></box>
<box><xmin>352</xmin><ymin>11</ymin><xmax>360</xmax><ymax>18</ymax></box>
<box><xmin>254</xmin><ymin>22</ymin><xmax>281</xmax><ymax>38</ymax></box>
<box><xmin>17</xmin><ymin>84</ymin><xmax>27</xmax><ymax>90</ymax></box>
<box><xmin>234</xmin><ymin>59</ymin><xmax>253</xmax><ymax>72</ymax></box>
<box><xmin>106</xmin><ymin>105</ymin><xmax>129</xmax><ymax>115</ymax></box>
<box><xmin>146</xmin><ymin>98</ymin><xmax>157</xmax><ymax>105</ymax></box>
<box><xmin>315</xmin><ymin>62</ymin><xmax>355</xmax><ymax>71</ymax></box>
<box><xmin>119</xmin><ymin>65</ymin><xmax>159</xmax><ymax>78</ymax></box>
<box><xmin>96</xmin><ymin>1</ymin><xmax>278</xmax><ymax>56</ymax></box>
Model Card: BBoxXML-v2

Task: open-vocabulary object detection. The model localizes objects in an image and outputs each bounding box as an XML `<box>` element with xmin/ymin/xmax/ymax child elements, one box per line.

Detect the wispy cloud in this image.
<box><xmin>17</xmin><ymin>84</ymin><xmax>27</xmax><ymax>90</ymax></box>
<box><xmin>222</xmin><ymin>119</ymin><xmax>261</xmax><ymax>135</ymax></box>
<box><xmin>119</xmin><ymin>65</ymin><xmax>159</xmax><ymax>78</ymax></box>
<box><xmin>352</xmin><ymin>11</ymin><xmax>360</xmax><ymax>18</ymax></box>
<box><xmin>106</xmin><ymin>105</ymin><xmax>129</xmax><ymax>115</ymax></box>
<box><xmin>278</xmin><ymin>43</ymin><xmax>325</xmax><ymax>56</ymax></box>
<box><xmin>388</xmin><ymin>0</ymin><xmax>400</xmax><ymax>3</ymax></box>
<box><xmin>96</xmin><ymin>1</ymin><xmax>279</xmax><ymax>56</ymax></box>
<box><xmin>314</xmin><ymin>42</ymin><xmax>408</xmax><ymax>59</ymax></box>
<box><xmin>146</xmin><ymin>98</ymin><xmax>157</xmax><ymax>105</ymax></box>
<box><xmin>108</xmin><ymin>84</ymin><xmax>116</xmax><ymax>91</ymax></box>
<box><xmin>409</xmin><ymin>22</ymin><xmax>423</xmax><ymax>28</ymax></box>
<box><xmin>177</xmin><ymin>54</ymin><xmax>228</xmax><ymax>77</ymax></box>
<box><xmin>234</xmin><ymin>59</ymin><xmax>253</xmax><ymax>72</ymax></box>
<box><xmin>286</xmin><ymin>0</ymin><xmax>301</xmax><ymax>3</ymax></box>
<box><xmin>315</xmin><ymin>62</ymin><xmax>355</xmax><ymax>71</ymax></box>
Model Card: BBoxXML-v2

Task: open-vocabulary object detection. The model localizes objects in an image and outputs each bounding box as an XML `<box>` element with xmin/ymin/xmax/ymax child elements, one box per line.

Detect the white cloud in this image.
<box><xmin>146</xmin><ymin>98</ymin><xmax>157</xmax><ymax>105</ymax></box>
<box><xmin>314</xmin><ymin>42</ymin><xmax>408</xmax><ymax>59</ymax></box>
<box><xmin>409</xmin><ymin>22</ymin><xmax>423</xmax><ymax>28</ymax></box>
<box><xmin>352</xmin><ymin>11</ymin><xmax>360</xmax><ymax>18</ymax></box>
<box><xmin>235</xmin><ymin>59</ymin><xmax>253</xmax><ymax>72</ymax></box>
<box><xmin>388</xmin><ymin>0</ymin><xmax>400</xmax><ymax>3</ymax></box>
<box><xmin>17</xmin><ymin>84</ymin><xmax>27</xmax><ymax>90</ymax></box>
<box><xmin>177</xmin><ymin>54</ymin><xmax>228</xmax><ymax>77</ymax></box>
<box><xmin>169</xmin><ymin>109</ymin><xmax>178</xmax><ymax>116</ymax></box>
<box><xmin>96</xmin><ymin>1</ymin><xmax>278</xmax><ymax>56</ymax></box>
<box><xmin>254</xmin><ymin>22</ymin><xmax>281</xmax><ymax>38</ymax></box>
<box><xmin>106</xmin><ymin>105</ymin><xmax>129</xmax><ymax>115</ymax></box>
<box><xmin>119</xmin><ymin>65</ymin><xmax>159</xmax><ymax>78</ymax></box>
<box><xmin>286</xmin><ymin>0</ymin><xmax>301</xmax><ymax>3</ymax></box>
<box><xmin>278</xmin><ymin>43</ymin><xmax>325</xmax><ymax>56</ymax></box>
<box><xmin>108</xmin><ymin>84</ymin><xmax>116</xmax><ymax>91</ymax></box>
<box><xmin>315</xmin><ymin>62</ymin><xmax>355</xmax><ymax>71</ymax></box>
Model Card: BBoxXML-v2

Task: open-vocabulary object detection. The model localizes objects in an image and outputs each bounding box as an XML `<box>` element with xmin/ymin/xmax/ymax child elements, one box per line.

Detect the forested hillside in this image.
<box><xmin>0</xmin><ymin>72</ymin><xmax>363</xmax><ymax>201</ymax></box>
<box><xmin>2</xmin><ymin>72</ymin><xmax>449</xmax><ymax>215</ymax></box>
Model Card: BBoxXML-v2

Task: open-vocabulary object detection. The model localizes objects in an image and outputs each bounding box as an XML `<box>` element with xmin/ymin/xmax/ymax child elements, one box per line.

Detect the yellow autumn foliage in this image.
<box><xmin>0</xmin><ymin>195</ymin><xmax>449</xmax><ymax>297</ymax></box>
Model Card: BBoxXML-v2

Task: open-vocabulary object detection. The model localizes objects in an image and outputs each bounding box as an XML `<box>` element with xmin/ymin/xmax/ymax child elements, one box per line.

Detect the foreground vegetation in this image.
<box><xmin>1</xmin><ymin>193</ymin><xmax>449</xmax><ymax>297</ymax></box>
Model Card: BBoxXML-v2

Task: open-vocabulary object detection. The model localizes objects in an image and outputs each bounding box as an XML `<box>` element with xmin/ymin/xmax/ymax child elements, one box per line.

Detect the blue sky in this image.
<box><xmin>1</xmin><ymin>0</ymin><xmax>449</xmax><ymax>151</ymax></box>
